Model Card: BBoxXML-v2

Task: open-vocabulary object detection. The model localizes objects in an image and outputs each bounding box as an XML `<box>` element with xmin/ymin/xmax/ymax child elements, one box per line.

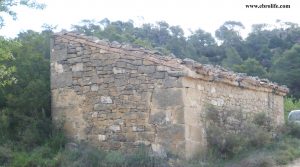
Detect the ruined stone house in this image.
<box><xmin>51</xmin><ymin>32</ymin><xmax>288</xmax><ymax>158</ymax></box>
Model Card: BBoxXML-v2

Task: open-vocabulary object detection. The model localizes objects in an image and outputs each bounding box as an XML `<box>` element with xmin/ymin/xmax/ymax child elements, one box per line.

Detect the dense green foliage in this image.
<box><xmin>0</xmin><ymin>37</ymin><xmax>19</xmax><ymax>87</ymax></box>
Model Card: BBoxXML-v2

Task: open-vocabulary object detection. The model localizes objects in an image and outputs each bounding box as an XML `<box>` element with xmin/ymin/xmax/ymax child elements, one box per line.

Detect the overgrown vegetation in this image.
<box><xmin>7</xmin><ymin>142</ymin><xmax>166</xmax><ymax>167</ymax></box>
<box><xmin>205</xmin><ymin>107</ymin><xmax>274</xmax><ymax>159</ymax></box>
<box><xmin>184</xmin><ymin>105</ymin><xmax>300</xmax><ymax>167</ymax></box>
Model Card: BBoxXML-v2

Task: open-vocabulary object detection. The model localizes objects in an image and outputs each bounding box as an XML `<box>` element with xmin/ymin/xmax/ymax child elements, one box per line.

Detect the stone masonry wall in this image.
<box><xmin>181</xmin><ymin>77</ymin><xmax>284</xmax><ymax>157</ymax></box>
<box><xmin>51</xmin><ymin>33</ymin><xmax>187</xmax><ymax>157</ymax></box>
<box><xmin>51</xmin><ymin>32</ymin><xmax>288</xmax><ymax>159</ymax></box>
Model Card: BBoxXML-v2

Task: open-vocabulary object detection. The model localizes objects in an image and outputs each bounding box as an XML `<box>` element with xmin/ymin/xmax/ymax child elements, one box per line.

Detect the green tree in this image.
<box><xmin>0</xmin><ymin>0</ymin><xmax>45</xmax><ymax>27</ymax></box>
<box><xmin>215</xmin><ymin>21</ymin><xmax>244</xmax><ymax>46</ymax></box>
<box><xmin>221</xmin><ymin>47</ymin><xmax>242</xmax><ymax>68</ymax></box>
<box><xmin>271</xmin><ymin>44</ymin><xmax>300</xmax><ymax>98</ymax></box>
<box><xmin>0</xmin><ymin>0</ymin><xmax>45</xmax><ymax>88</ymax></box>
<box><xmin>233</xmin><ymin>58</ymin><xmax>267</xmax><ymax>77</ymax></box>
<box><xmin>0</xmin><ymin>38</ymin><xmax>20</xmax><ymax>88</ymax></box>
<box><xmin>187</xmin><ymin>29</ymin><xmax>218</xmax><ymax>63</ymax></box>
<box><xmin>0</xmin><ymin>30</ymin><xmax>52</xmax><ymax>148</ymax></box>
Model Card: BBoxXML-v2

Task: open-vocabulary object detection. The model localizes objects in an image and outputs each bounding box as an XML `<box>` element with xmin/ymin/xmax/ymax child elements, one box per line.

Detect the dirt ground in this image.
<box><xmin>281</xmin><ymin>159</ymin><xmax>300</xmax><ymax>167</ymax></box>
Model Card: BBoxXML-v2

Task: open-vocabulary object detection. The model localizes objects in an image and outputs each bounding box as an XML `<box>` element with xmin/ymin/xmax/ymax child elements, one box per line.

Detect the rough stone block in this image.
<box><xmin>51</xmin><ymin>47</ymin><xmax>68</xmax><ymax>62</ymax></box>
<box><xmin>51</xmin><ymin>72</ymin><xmax>72</xmax><ymax>89</ymax></box>
<box><xmin>113</xmin><ymin>67</ymin><xmax>126</xmax><ymax>74</ymax></box>
<box><xmin>94</xmin><ymin>103</ymin><xmax>113</xmax><ymax>110</ymax></box>
<box><xmin>163</xmin><ymin>77</ymin><xmax>182</xmax><ymax>88</ymax></box>
<box><xmin>187</xmin><ymin>125</ymin><xmax>204</xmax><ymax>141</ymax></box>
<box><xmin>157</xmin><ymin>66</ymin><xmax>170</xmax><ymax>72</ymax></box>
<box><xmin>68</xmin><ymin>57</ymin><xmax>82</xmax><ymax>64</ymax></box>
<box><xmin>157</xmin><ymin>124</ymin><xmax>185</xmax><ymax>142</ymax></box>
<box><xmin>153</xmin><ymin>72</ymin><xmax>165</xmax><ymax>79</ymax></box>
<box><xmin>72</xmin><ymin>63</ymin><xmax>83</xmax><ymax>72</ymax></box>
<box><xmin>138</xmin><ymin>66</ymin><xmax>156</xmax><ymax>74</ymax></box>
<box><xmin>109</xmin><ymin>125</ymin><xmax>121</xmax><ymax>132</ymax></box>
<box><xmin>149</xmin><ymin>111</ymin><xmax>166</xmax><ymax>125</ymax></box>
<box><xmin>111</xmin><ymin>134</ymin><xmax>126</xmax><ymax>142</ymax></box>
<box><xmin>143</xmin><ymin>60</ymin><xmax>154</xmax><ymax>65</ymax></box>
<box><xmin>91</xmin><ymin>84</ymin><xmax>99</xmax><ymax>91</ymax></box>
<box><xmin>152</xmin><ymin>88</ymin><xmax>183</xmax><ymax>108</ymax></box>
<box><xmin>167</xmin><ymin>71</ymin><xmax>187</xmax><ymax>77</ymax></box>
<box><xmin>100</xmin><ymin>96</ymin><xmax>112</xmax><ymax>104</ymax></box>
<box><xmin>132</xmin><ymin>60</ymin><xmax>143</xmax><ymax>65</ymax></box>
<box><xmin>132</xmin><ymin>125</ymin><xmax>145</xmax><ymax>132</ymax></box>
<box><xmin>53</xmin><ymin>62</ymin><xmax>64</xmax><ymax>73</ymax></box>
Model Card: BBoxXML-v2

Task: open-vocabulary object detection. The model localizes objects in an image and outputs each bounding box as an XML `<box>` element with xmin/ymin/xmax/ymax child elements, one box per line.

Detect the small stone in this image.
<box><xmin>211</xmin><ymin>87</ymin><xmax>216</xmax><ymax>93</ymax></box>
<box><xmin>138</xmin><ymin>66</ymin><xmax>156</xmax><ymax>74</ymax></box>
<box><xmin>143</xmin><ymin>60</ymin><xmax>153</xmax><ymax>65</ymax></box>
<box><xmin>167</xmin><ymin>71</ymin><xmax>186</xmax><ymax>77</ymax></box>
<box><xmin>72</xmin><ymin>63</ymin><xmax>83</xmax><ymax>72</ymax></box>
<box><xmin>92</xmin><ymin>112</ymin><xmax>98</xmax><ymax>118</ymax></box>
<box><xmin>101</xmin><ymin>96</ymin><xmax>113</xmax><ymax>104</ymax></box>
<box><xmin>68</xmin><ymin>57</ymin><xmax>81</xmax><ymax>64</ymax></box>
<box><xmin>94</xmin><ymin>103</ymin><xmax>113</xmax><ymax>110</ymax></box>
<box><xmin>157</xmin><ymin>66</ymin><xmax>170</xmax><ymax>72</ymax></box>
<box><xmin>197</xmin><ymin>85</ymin><xmax>204</xmax><ymax>91</ymax></box>
<box><xmin>99</xmin><ymin>49</ymin><xmax>108</xmax><ymax>54</ymax></box>
<box><xmin>109</xmin><ymin>125</ymin><xmax>121</xmax><ymax>132</ymax></box>
<box><xmin>83</xmin><ymin>86</ymin><xmax>90</xmax><ymax>93</ymax></box>
<box><xmin>54</xmin><ymin>62</ymin><xmax>64</xmax><ymax>73</ymax></box>
<box><xmin>110</xmin><ymin>41</ymin><xmax>121</xmax><ymax>48</ymax></box>
<box><xmin>113</xmin><ymin>67</ymin><xmax>126</xmax><ymax>74</ymax></box>
<box><xmin>98</xmin><ymin>134</ymin><xmax>106</xmax><ymax>141</ymax></box>
<box><xmin>182</xmin><ymin>58</ymin><xmax>195</xmax><ymax>65</ymax></box>
<box><xmin>153</xmin><ymin>72</ymin><xmax>165</xmax><ymax>79</ymax></box>
<box><xmin>132</xmin><ymin>125</ymin><xmax>145</xmax><ymax>132</ymax></box>
<box><xmin>132</xmin><ymin>60</ymin><xmax>143</xmax><ymax>65</ymax></box>
<box><xmin>91</xmin><ymin>84</ymin><xmax>98</xmax><ymax>91</ymax></box>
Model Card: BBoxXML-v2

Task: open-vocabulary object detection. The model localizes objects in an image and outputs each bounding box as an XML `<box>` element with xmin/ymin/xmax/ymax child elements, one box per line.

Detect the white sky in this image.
<box><xmin>0</xmin><ymin>0</ymin><xmax>299</xmax><ymax>38</ymax></box>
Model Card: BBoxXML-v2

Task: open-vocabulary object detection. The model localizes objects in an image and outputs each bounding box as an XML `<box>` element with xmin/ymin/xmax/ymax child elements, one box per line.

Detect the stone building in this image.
<box><xmin>51</xmin><ymin>32</ymin><xmax>288</xmax><ymax>158</ymax></box>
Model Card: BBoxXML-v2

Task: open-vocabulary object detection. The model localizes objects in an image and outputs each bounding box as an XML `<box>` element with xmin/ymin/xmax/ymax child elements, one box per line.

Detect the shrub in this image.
<box><xmin>105</xmin><ymin>151</ymin><xmax>125</xmax><ymax>167</ymax></box>
<box><xmin>206</xmin><ymin>125</ymin><xmax>246</xmax><ymax>158</ymax></box>
<box><xmin>286</xmin><ymin>122</ymin><xmax>300</xmax><ymax>138</ymax></box>
<box><xmin>57</xmin><ymin>143</ymin><xmax>166</xmax><ymax>167</ymax></box>
<box><xmin>47</xmin><ymin>127</ymin><xmax>66</xmax><ymax>153</ymax></box>
<box><xmin>59</xmin><ymin>144</ymin><xmax>107</xmax><ymax>167</ymax></box>
<box><xmin>11</xmin><ymin>145</ymin><xmax>59</xmax><ymax>167</ymax></box>
<box><xmin>252</xmin><ymin>112</ymin><xmax>272</xmax><ymax>130</ymax></box>
<box><xmin>271</xmin><ymin>137</ymin><xmax>300</xmax><ymax>165</ymax></box>
<box><xmin>126</xmin><ymin>146</ymin><xmax>166</xmax><ymax>167</ymax></box>
<box><xmin>243</xmin><ymin>123</ymin><xmax>272</xmax><ymax>147</ymax></box>
<box><xmin>0</xmin><ymin>145</ymin><xmax>13</xmax><ymax>165</ymax></box>
<box><xmin>205</xmin><ymin>107</ymin><xmax>274</xmax><ymax>159</ymax></box>
<box><xmin>237</xmin><ymin>155</ymin><xmax>275</xmax><ymax>167</ymax></box>
<box><xmin>274</xmin><ymin>150</ymin><xmax>294</xmax><ymax>165</ymax></box>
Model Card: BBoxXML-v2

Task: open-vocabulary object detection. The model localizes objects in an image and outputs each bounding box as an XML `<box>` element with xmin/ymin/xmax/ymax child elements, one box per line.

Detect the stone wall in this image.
<box><xmin>51</xmin><ymin>32</ymin><xmax>288</xmax><ymax>159</ymax></box>
<box><xmin>181</xmin><ymin>77</ymin><xmax>284</xmax><ymax>157</ymax></box>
